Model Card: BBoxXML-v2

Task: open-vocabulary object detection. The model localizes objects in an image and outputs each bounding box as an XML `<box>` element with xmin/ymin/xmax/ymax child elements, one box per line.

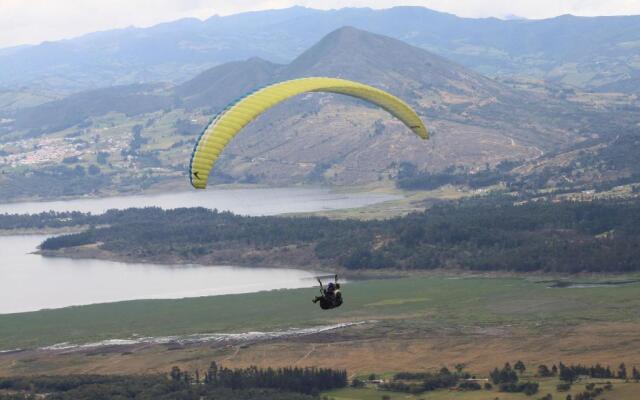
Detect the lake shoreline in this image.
<box><xmin>36</xmin><ymin>245</ymin><xmax>640</xmax><ymax>283</ymax></box>
<box><xmin>37</xmin><ymin>243</ymin><xmax>331</xmax><ymax>272</ymax></box>
<box><xmin>2</xmin><ymin>187</ymin><xmax>398</xmax><ymax>314</ymax></box>
<box><xmin>0</xmin><ymin>233</ymin><xmax>323</xmax><ymax>314</ymax></box>
<box><xmin>0</xmin><ymin>226</ymin><xmax>87</xmax><ymax>237</ymax></box>
<box><xmin>0</xmin><ymin>180</ymin><xmax>267</xmax><ymax>206</ymax></box>
<box><xmin>0</xmin><ymin>186</ymin><xmax>400</xmax><ymax>215</ymax></box>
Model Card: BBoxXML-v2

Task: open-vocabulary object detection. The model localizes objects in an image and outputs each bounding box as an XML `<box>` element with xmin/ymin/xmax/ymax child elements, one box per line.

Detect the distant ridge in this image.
<box><xmin>175</xmin><ymin>26</ymin><xmax>509</xmax><ymax>113</ymax></box>
<box><xmin>1</xmin><ymin>6</ymin><xmax>639</xmax><ymax>92</ymax></box>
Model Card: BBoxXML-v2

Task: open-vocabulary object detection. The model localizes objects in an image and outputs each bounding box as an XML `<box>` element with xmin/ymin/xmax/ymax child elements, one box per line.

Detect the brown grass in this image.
<box><xmin>2</xmin><ymin>321</ymin><xmax>640</xmax><ymax>378</ymax></box>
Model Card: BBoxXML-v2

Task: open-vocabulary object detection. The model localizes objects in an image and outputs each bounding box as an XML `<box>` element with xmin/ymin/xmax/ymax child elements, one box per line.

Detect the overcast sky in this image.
<box><xmin>2</xmin><ymin>0</ymin><xmax>640</xmax><ymax>48</ymax></box>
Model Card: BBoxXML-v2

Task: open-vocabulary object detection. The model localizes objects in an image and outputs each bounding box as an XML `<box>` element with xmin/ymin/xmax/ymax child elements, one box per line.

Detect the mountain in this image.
<box><xmin>1</xmin><ymin>7</ymin><xmax>639</xmax><ymax>93</ymax></box>
<box><xmin>10</xmin><ymin>84</ymin><xmax>176</xmax><ymax>136</ymax></box>
<box><xmin>185</xmin><ymin>27</ymin><xmax>632</xmax><ymax>185</ymax></box>
<box><xmin>176</xmin><ymin>58</ymin><xmax>281</xmax><ymax>110</ymax></box>
<box><xmin>176</xmin><ymin>26</ymin><xmax>508</xmax><ymax>109</ymax></box>
<box><xmin>280</xmin><ymin>26</ymin><xmax>503</xmax><ymax>95</ymax></box>
<box><xmin>2</xmin><ymin>27</ymin><xmax>638</xmax><ymax>201</ymax></box>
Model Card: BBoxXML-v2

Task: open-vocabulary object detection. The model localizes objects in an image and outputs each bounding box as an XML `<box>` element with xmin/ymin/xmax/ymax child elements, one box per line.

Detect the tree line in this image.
<box><xmin>30</xmin><ymin>196</ymin><xmax>640</xmax><ymax>273</ymax></box>
<box><xmin>379</xmin><ymin>366</ymin><xmax>469</xmax><ymax>394</ymax></box>
<box><xmin>554</xmin><ymin>362</ymin><xmax>638</xmax><ymax>383</ymax></box>
<box><xmin>376</xmin><ymin>360</ymin><xmax>640</xmax><ymax>399</ymax></box>
<box><xmin>0</xmin><ymin>362</ymin><xmax>346</xmax><ymax>400</ymax></box>
<box><xmin>489</xmin><ymin>362</ymin><xmax>539</xmax><ymax>395</ymax></box>
<box><xmin>171</xmin><ymin>362</ymin><xmax>347</xmax><ymax>395</ymax></box>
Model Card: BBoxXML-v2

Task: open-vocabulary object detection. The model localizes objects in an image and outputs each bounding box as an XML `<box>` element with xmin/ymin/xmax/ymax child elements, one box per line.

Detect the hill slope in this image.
<box><xmin>179</xmin><ymin>27</ymin><xmax>614</xmax><ymax>184</ymax></box>
<box><xmin>1</xmin><ymin>28</ymin><xmax>638</xmax><ymax>200</ymax></box>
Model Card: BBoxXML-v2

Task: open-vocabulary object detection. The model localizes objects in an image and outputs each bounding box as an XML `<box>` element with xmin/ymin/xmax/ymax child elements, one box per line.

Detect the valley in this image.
<box><xmin>2</xmin><ymin>5</ymin><xmax>640</xmax><ymax>399</ymax></box>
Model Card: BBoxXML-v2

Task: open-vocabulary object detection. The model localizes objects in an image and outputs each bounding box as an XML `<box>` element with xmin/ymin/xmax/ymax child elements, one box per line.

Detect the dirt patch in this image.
<box><xmin>3</xmin><ymin>321</ymin><xmax>640</xmax><ymax>377</ymax></box>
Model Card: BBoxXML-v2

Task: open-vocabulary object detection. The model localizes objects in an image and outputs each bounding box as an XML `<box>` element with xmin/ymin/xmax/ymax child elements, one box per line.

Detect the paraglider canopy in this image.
<box><xmin>189</xmin><ymin>77</ymin><xmax>429</xmax><ymax>189</ymax></box>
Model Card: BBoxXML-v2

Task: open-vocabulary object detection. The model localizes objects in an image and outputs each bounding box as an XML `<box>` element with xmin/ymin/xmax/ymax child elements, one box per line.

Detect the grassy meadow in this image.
<box><xmin>1</xmin><ymin>275</ymin><xmax>640</xmax><ymax>350</ymax></box>
<box><xmin>323</xmin><ymin>377</ymin><xmax>639</xmax><ymax>400</ymax></box>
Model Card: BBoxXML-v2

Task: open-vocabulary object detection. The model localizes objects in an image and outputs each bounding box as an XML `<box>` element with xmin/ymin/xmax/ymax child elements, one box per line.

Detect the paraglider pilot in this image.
<box><xmin>313</xmin><ymin>275</ymin><xmax>343</xmax><ymax>310</ymax></box>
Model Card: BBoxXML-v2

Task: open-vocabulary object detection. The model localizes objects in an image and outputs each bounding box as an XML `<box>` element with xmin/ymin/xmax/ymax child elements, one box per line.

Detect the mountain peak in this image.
<box><xmin>283</xmin><ymin>26</ymin><xmax>425</xmax><ymax>79</ymax></box>
<box><xmin>311</xmin><ymin>25</ymin><xmax>388</xmax><ymax>44</ymax></box>
<box><xmin>173</xmin><ymin>26</ymin><xmax>504</xmax><ymax>115</ymax></box>
<box><xmin>176</xmin><ymin>57</ymin><xmax>281</xmax><ymax>109</ymax></box>
<box><xmin>326</xmin><ymin>25</ymin><xmax>364</xmax><ymax>36</ymax></box>
<box><xmin>281</xmin><ymin>26</ymin><xmax>498</xmax><ymax>98</ymax></box>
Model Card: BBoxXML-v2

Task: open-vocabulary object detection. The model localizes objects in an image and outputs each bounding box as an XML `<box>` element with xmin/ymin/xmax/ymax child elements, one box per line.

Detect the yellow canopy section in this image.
<box><xmin>189</xmin><ymin>77</ymin><xmax>428</xmax><ymax>188</ymax></box>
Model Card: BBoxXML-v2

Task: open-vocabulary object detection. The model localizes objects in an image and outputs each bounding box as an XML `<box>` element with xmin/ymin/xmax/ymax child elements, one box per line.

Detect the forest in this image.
<box><xmin>4</xmin><ymin>197</ymin><xmax>640</xmax><ymax>273</ymax></box>
<box><xmin>0</xmin><ymin>363</ymin><xmax>346</xmax><ymax>399</ymax></box>
<box><xmin>2</xmin><ymin>359</ymin><xmax>636</xmax><ymax>400</ymax></box>
<box><xmin>395</xmin><ymin>161</ymin><xmax>518</xmax><ymax>191</ymax></box>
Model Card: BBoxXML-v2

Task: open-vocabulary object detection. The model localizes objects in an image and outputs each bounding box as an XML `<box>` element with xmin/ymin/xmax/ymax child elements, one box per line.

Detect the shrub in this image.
<box><xmin>500</xmin><ymin>381</ymin><xmax>538</xmax><ymax>395</ymax></box>
<box><xmin>457</xmin><ymin>381</ymin><xmax>481</xmax><ymax>390</ymax></box>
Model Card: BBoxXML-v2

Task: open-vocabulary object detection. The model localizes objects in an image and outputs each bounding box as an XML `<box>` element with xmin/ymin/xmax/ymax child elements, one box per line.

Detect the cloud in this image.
<box><xmin>0</xmin><ymin>0</ymin><xmax>214</xmax><ymax>48</ymax></box>
<box><xmin>1</xmin><ymin>0</ymin><xmax>639</xmax><ymax>48</ymax></box>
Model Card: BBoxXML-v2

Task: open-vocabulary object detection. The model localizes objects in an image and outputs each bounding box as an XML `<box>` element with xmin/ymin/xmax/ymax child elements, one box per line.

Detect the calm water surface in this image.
<box><xmin>0</xmin><ymin>188</ymin><xmax>398</xmax><ymax>314</ymax></box>
<box><xmin>0</xmin><ymin>187</ymin><xmax>399</xmax><ymax>215</ymax></box>
<box><xmin>0</xmin><ymin>235</ymin><xmax>322</xmax><ymax>314</ymax></box>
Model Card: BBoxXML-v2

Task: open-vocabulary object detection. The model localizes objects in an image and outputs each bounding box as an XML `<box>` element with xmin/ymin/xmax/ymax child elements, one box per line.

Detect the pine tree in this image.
<box><xmin>490</xmin><ymin>368</ymin><xmax>501</xmax><ymax>385</ymax></box>
<box><xmin>514</xmin><ymin>360</ymin><xmax>526</xmax><ymax>375</ymax></box>
<box><xmin>559</xmin><ymin>364</ymin><xmax>576</xmax><ymax>383</ymax></box>
<box><xmin>538</xmin><ymin>365</ymin><xmax>552</xmax><ymax>377</ymax></box>
<box><xmin>170</xmin><ymin>366</ymin><xmax>181</xmax><ymax>382</ymax></box>
<box><xmin>618</xmin><ymin>363</ymin><xmax>627</xmax><ymax>379</ymax></box>
<box><xmin>208</xmin><ymin>361</ymin><xmax>218</xmax><ymax>385</ymax></box>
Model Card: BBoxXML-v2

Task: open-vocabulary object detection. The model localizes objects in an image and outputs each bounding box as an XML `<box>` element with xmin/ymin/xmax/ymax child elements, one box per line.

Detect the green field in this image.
<box><xmin>323</xmin><ymin>378</ymin><xmax>639</xmax><ymax>399</ymax></box>
<box><xmin>1</xmin><ymin>275</ymin><xmax>640</xmax><ymax>350</ymax></box>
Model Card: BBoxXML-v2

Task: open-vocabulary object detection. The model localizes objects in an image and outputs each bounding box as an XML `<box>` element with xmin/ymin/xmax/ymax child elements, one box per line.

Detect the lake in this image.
<box><xmin>0</xmin><ymin>188</ymin><xmax>398</xmax><ymax>314</ymax></box>
<box><xmin>0</xmin><ymin>187</ymin><xmax>399</xmax><ymax>215</ymax></box>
